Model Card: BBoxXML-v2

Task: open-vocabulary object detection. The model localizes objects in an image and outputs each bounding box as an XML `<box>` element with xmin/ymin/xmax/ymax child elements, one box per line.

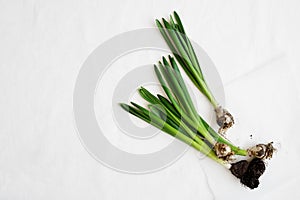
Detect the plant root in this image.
<box><xmin>215</xmin><ymin>106</ymin><xmax>234</xmax><ymax>134</ymax></box>
<box><xmin>247</xmin><ymin>142</ymin><xmax>275</xmax><ymax>159</ymax></box>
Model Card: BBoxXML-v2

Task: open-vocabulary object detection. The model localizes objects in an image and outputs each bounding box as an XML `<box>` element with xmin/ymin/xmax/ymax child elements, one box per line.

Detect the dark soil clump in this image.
<box><xmin>247</xmin><ymin>158</ymin><xmax>266</xmax><ymax>178</ymax></box>
<box><xmin>230</xmin><ymin>158</ymin><xmax>266</xmax><ymax>189</ymax></box>
<box><xmin>240</xmin><ymin>173</ymin><xmax>259</xmax><ymax>189</ymax></box>
<box><xmin>230</xmin><ymin>160</ymin><xmax>249</xmax><ymax>178</ymax></box>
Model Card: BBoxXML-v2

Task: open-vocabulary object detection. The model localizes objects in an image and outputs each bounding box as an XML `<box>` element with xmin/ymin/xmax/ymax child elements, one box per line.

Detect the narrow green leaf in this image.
<box><xmin>139</xmin><ymin>87</ymin><xmax>160</xmax><ymax>104</ymax></box>
<box><xmin>173</xmin><ymin>11</ymin><xmax>186</xmax><ymax>35</ymax></box>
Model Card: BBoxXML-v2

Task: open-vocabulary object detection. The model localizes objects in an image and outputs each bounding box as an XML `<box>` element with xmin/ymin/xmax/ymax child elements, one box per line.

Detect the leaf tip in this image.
<box><xmin>119</xmin><ymin>103</ymin><xmax>129</xmax><ymax>111</ymax></box>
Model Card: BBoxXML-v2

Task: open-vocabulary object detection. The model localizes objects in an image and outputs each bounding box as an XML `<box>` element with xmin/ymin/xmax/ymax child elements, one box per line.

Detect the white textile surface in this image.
<box><xmin>0</xmin><ymin>0</ymin><xmax>300</xmax><ymax>199</ymax></box>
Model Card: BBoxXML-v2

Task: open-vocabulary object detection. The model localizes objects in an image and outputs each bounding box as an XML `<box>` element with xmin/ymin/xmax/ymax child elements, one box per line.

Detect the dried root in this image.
<box><xmin>247</xmin><ymin>142</ymin><xmax>275</xmax><ymax>159</ymax></box>
<box><xmin>214</xmin><ymin>143</ymin><xmax>235</xmax><ymax>161</ymax></box>
<box><xmin>215</xmin><ymin>106</ymin><xmax>234</xmax><ymax>134</ymax></box>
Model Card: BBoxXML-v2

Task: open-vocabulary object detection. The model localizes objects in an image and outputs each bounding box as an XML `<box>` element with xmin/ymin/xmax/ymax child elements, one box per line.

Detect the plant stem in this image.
<box><xmin>120</xmin><ymin>103</ymin><xmax>228</xmax><ymax>167</ymax></box>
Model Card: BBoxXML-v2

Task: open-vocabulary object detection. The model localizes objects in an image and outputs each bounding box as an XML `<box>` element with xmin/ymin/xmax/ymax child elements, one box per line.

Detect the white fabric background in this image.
<box><xmin>1</xmin><ymin>0</ymin><xmax>300</xmax><ymax>199</ymax></box>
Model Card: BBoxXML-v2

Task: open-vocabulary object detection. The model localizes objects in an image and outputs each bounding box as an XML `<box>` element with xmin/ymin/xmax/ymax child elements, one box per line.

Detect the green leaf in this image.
<box><xmin>138</xmin><ymin>87</ymin><xmax>160</xmax><ymax>104</ymax></box>
<box><xmin>173</xmin><ymin>11</ymin><xmax>186</xmax><ymax>35</ymax></box>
